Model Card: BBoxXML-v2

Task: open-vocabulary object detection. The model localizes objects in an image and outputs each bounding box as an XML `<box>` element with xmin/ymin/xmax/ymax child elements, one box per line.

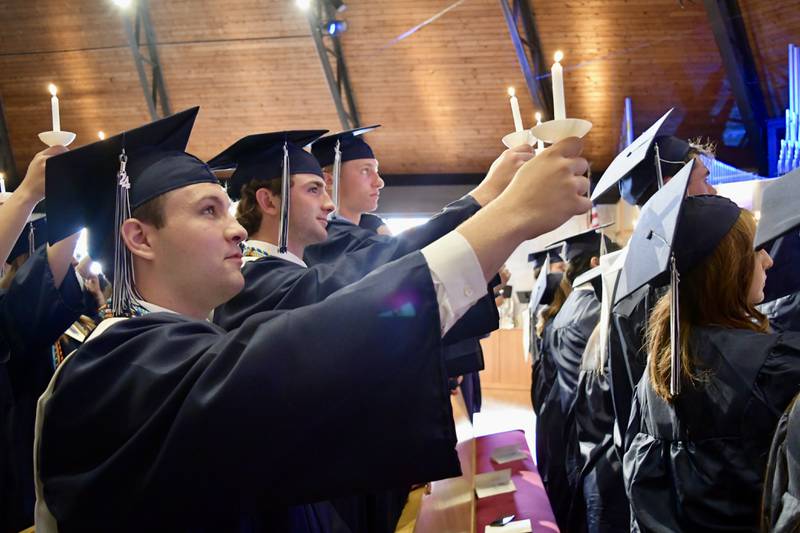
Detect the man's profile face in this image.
<box><xmin>146</xmin><ymin>183</ymin><xmax>247</xmax><ymax>308</ymax></box>
<box><xmin>289</xmin><ymin>173</ymin><xmax>334</xmax><ymax>248</ymax></box>
<box><xmin>339</xmin><ymin>158</ymin><xmax>383</xmax><ymax>214</ymax></box>
<box><xmin>686</xmin><ymin>156</ymin><xmax>717</xmax><ymax>196</ymax></box>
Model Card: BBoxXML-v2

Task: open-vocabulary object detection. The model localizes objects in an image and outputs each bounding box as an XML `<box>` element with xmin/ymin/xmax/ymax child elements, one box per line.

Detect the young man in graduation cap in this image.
<box><xmin>301</xmin><ymin>126</ymin><xmax>384</xmax><ymax>265</ymax></box>
<box><xmin>207</xmin><ymin>128</ymin><xmax>535</xmax><ymax>531</ymax></box>
<box><xmin>211</xmin><ymin>128</ymin><xmax>526</xmax><ymax>337</ymax></box>
<box><xmin>0</xmin><ymin>147</ymin><xmax>84</xmax><ymax>532</ymax></box>
<box><xmin>36</xmin><ymin>107</ymin><xmax>593</xmax><ymax>532</ymax></box>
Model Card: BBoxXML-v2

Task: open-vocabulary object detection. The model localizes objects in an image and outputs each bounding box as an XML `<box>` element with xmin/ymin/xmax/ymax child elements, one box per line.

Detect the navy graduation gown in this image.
<box><xmin>568</xmin><ymin>331</ymin><xmax>629</xmax><ymax>533</ymax></box>
<box><xmin>551</xmin><ymin>288</ymin><xmax>601</xmax><ymax>414</ymax></box>
<box><xmin>607</xmin><ymin>284</ymin><xmax>660</xmax><ymax>459</ymax></box>
<box><xmin>303</xmin><ymin>196</ymin><xmax>481</xmax><ymax>267</ymax></box>
<box><xmin>761</xmin><ymin>393</ymin><xmax>800</xmax><ymax>532</ymax></box>
<box><xmin>39</xmin><ymin>253</ymin><xmax>460</xmax><ymax>532</ymax></box>
<box><xmin>0</xmin><ymin>246</ymin><xmax>82</xmax><ymax>532</ymax></box>
<box><xmin>540</xmin><ymin>287</ymin><xmax>600</xmax><ymax>529</ymax></box>
<box><xmin>760</xmin><ymin>291</ymin><xmax>800</xmax><ymax>334</ymax></box>
<box><xmin>624</xmin><ymin>328</ymin><xmax>800</xmax><ymax>532</ymax></box>
<box><xmin>534</xmin><ymin>319</ymin><xmax>573</xmax><ymax>530</ymax></box>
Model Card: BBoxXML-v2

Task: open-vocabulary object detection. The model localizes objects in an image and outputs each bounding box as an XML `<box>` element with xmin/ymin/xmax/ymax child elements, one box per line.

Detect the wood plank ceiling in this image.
<box><xmin>0</xmin><ymin>0</ymin><xmax>797</xmax><ymax>186</ymax></box>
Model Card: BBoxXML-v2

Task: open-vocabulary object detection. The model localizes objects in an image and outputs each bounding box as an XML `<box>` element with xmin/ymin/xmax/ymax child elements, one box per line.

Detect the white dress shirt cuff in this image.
<box><xmin>421</xmin><ymin>231</ymin><xmax>487</xmax><ymax>336</ymax></box>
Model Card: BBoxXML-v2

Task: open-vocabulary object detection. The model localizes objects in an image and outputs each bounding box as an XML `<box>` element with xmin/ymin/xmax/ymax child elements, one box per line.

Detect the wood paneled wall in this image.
<box><xmin>0</xmin><ymin>0</ymin><xmax>795</xmax><ymax>185</ymax></box>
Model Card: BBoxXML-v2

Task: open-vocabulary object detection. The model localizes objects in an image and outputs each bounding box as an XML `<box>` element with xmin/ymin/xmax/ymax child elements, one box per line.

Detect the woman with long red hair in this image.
<box><xmin>624</xmin><ymin>195</ymin><xmax>800</xmax><ymax>531</ymax></box>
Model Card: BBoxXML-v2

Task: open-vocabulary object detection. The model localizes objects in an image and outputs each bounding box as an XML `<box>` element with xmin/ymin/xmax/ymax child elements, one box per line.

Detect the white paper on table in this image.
<box><xmin>490</xmin><ymin>444</ymin><xmax>527</xmax><ymax>464</ymax></box>
<box><xmin>485</xmin><ymin>518</ymin><xmax>533</xmax><ymax>533</ymax></box>
<box><xmin>475</xmin><ymin>468</ymin><xmax>516</xmax><ymax>498</ymax></box>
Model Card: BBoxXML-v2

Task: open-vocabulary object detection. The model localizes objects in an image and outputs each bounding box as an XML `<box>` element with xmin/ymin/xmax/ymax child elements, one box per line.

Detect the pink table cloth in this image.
<box><xmin>474</xmin><ymin>430</ymin><xmax>559</xmax><ymax>532</ymax></box>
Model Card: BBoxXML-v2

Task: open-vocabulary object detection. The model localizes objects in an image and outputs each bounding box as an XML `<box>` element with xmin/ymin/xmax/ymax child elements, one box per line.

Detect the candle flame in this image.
<box><xmin>48</xmin><ymin>83</ymin><xmax>58</xmax><ymax>96</ymax></box>
<box><xmin>507</xmin><ymin>87</ymin><xmax>515</xmax><ymax>97</ymax></box>
<box><xmin>535</xmin><ymin>111</ymin><xmax>542</xmax><ymax>122</ymax></box>
<box><xmin>98</xmin><ymin>131</ymin><xmax>106</xmax><ymax>140</ymax></box>
<box><xmin>554</xmin><ymin>50</ymin><xmax>564</xmax><ymax>63</ymax></box>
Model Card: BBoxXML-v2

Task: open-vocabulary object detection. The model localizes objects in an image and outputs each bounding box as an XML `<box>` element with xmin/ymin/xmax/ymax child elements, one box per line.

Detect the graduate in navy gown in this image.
<box><xmin>623</xmin><ymin>193</ymin><xmax>800</xmax><ymax>531</ymax></box>
<box><xmin>207</xmin><ymin>129</ymin><xmax>512</xmax><ymax>532</ymax></box>
<box><xmin>606</xmin><ymin>137</ymin><xmax>717</xmax><ymax>455</ymax></box>
<box><xmin>34</xmin><ymin>108</ymin><xmax>594</xmax><ymax>532</ymax></box>
<box><xmin>0</xmin><ymin>146</ymin><xmax>83</xmax><ymax>532</ymax></box>
<box><xmin>210</xmin><ymin>129</ymin><xmax>515</xmax><ymax>340</ymax></box>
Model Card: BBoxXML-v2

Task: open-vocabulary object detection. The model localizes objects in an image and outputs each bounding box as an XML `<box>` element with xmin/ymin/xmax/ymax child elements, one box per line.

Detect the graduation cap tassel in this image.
<box><xmin>278</xmin><ymin>142</ymin><xmax>290</xmax><ymax>254</ymax></box>
<box><xmin>669</xmin><ymin>253</ymin><xmax>681</xmax><ymax>396</ymax></box>
<box><xmin>27</xmin><ymin>221</ymin><xmax>35</xmax><ymax>258</ymax></box>
<box><xmin>331</xmin><ymin>139</ymin><xmax>342</xmax><ymax>219</ymax></box>
<box><xmin>654</xmin><ymin>144</ymin><xmax>665</xmax><ymax>189</ymax></box>
<box><xmin>112</xmin><ymin>150</ymin><xmax>137</xmax><ymax>317</ymax></box>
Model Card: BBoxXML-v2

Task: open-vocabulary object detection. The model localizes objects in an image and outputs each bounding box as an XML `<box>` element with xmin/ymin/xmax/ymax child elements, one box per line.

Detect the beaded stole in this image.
<box><xmin>242</xmin><ymin>243</ymin><xmax>270</xmax><ymax>260</ymax></box>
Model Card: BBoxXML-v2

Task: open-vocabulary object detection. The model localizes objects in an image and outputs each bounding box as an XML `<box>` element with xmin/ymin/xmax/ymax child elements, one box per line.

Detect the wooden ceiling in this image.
<box><xmin>0</xmin><ymin>0</ymin><xmax>797</xmax><ymax>186</ymax></box>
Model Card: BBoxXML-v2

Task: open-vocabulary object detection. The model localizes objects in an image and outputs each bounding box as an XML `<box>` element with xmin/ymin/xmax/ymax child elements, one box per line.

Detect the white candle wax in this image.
<box><xmin>508</xmin><ymin>87</ymin><xmax>524</xmax><ymax>132</ymax></box>
<box><xmin>0</xmin><ymin>174</ymin><xmax>5</xmax><ymax>194</ymax></box>
<box><xmin>551</xmin><ymin>52</ymin><xmax>566</xmax><ymax>120</ymax></box>
<box><xmin>49</xmin><ymin>84</ymin><xmax>61</xmax><ymax>132</ymax></box>
<box><xmin>535</xmin><ymin>112</ymin><xmax>545</xmax><ymax>152</ymax></box>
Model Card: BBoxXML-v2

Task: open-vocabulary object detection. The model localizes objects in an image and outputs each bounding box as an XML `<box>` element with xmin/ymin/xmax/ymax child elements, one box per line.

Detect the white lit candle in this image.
<box><xmin>551</xmin><ymin>51</ymin><xmax>566</xmax><ymax>120</ymax></box>
<box><xmin>98</xmin><ymin>131</ymin><xmax>106</xmax><ymax>140</ymax></box>
<box><xmin>0</xmin><ymin>172</ymin><xmax>5</xmax><ymax>194</ymax></box>
<box><xmin>507</xmin><ymin>87</ymin><xmax>524</xmax><ymax>132</ymax></box>
<box><xmin>48</xmin><ymin>83</ymin><xmax>61</xmax><ymax>132</ymax></box>
<box><xmin>535</xmin><ymin>112</ymin><xmax>545</xmax><ymax>153</ymax></box>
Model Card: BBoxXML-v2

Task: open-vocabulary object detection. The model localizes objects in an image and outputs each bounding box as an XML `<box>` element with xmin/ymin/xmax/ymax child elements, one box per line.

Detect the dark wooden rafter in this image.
<box><xmin>499</xmin><ymin>0</ymin><xmax>552</xmax><ymax>119</ymax></box>
<box><xmin>123</xmin><ymin>0</ymin><xmax>171</xmax><ymax>120</ymax></box>
<box><xmin>305</xmin><ymin>0</ymin><xmax>361</xmax><ymax>130</ymax></box>
<box><xmin>703</xmin><ymin>0</ymin><xmax>768</xmax><ymax>174</ymax></box>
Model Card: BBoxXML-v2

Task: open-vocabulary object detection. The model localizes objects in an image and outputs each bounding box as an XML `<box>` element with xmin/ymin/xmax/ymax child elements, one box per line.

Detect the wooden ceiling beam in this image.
<box><xmin>703</xmin><ymin>0</ymin><xmax>768</xmax><ymax>174</ymax></box>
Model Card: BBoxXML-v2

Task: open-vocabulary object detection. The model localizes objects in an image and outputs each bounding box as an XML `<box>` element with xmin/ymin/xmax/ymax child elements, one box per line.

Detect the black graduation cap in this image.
<box><xmin>547</xmin><ymin>222</ymin><xmax>614</xmax><ymax>263</ymax></box>
<box><xmin>310</xmin><ymin>125</ymin><xmax>380</xmax><ymax>218</ymax></box>
<box><xmin>7</xmin><ymin>213</ymin><xmax>46</xmax><ymax>263</ymax></box>
<box><xmin>529</xmin><ymin>255</ymin><xmax>551</xmax><ymax>311</ymax></box>
<box><xmin>45</xmin><ymin>107</ymin><xmax>217</xmax><ymax>316</ymax></box>
<box><xmin>527</xmin><ymin>247</ymin><xmax>563</xmax><ymax>270</ymax></box>
<box><xmin>311</xmin><ymin>125</ymin><xmax>381</xmax><ymax>168</ymax></box>
<box><xmin>619</xmin><ymin>136</ymin><xmax>691</xmax><ymax>206</ymax></box>
<box><xmin>614</xmin><ymin>159</ymin><xmax>741</xmax><ymax>395</ymax></box>
<box><xmin>754</xmin><ymin>167</ymin><xmax>800</xmax><ymax>249</ymax></box>
<box><xmin>207</xmin><ymin>130</ymin><xmax>327</xmax><ymax>201</ymax></box>
<box><xmin>591</xmin><ymin>108</ymin><xmax>675</xmax><ymax>203</ymax></box>
<box><xmin>208</xmin><ymin>130</ymin><xmax>327</xmax><ymax>253</ymax></box>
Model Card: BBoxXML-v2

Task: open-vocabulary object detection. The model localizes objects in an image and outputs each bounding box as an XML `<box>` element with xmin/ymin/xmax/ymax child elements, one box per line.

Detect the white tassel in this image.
<box><xmin>331</xmin><ymin>139</ymin><xmax>342</xmax><ymax>219</ymax></box>
<box><xmin>669</xmin><ymin>253</ymin><xmax>681</xmax><ymax>396</ymax></box>
<box><xmin>112</xmin><ymin>150</ymin><xmax>138</xmax><ymax>317</ymax></box>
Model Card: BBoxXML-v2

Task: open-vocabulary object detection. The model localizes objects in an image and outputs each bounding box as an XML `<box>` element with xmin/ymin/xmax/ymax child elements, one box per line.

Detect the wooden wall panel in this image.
<box><xmin>741</xmin><ymin>0</ymin><xmax>800</xmax><ymax>117</ymax></box>
<box><xmin>0</xmin><ymin>0</ymin><xmax>791</xmax><ymax>182</ymax></box>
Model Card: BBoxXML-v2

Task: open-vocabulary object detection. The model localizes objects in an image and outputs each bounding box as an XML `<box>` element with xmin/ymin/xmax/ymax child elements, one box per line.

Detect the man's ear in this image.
<box><xmin>590</xmin><ymin>256</ymin><xmax>600</xmax><ymax>268</ymax></box>
<box><xmin>322</xmin><ymin>171</ymin><xmax>334</xmax><ymax>188</ymax></box>
<box><xmin>120</xmin><ymin>218</ymin><xmax>156</xmax><ymax>261</ymax></box>
<box><xmin>255</xmin><ymin>188</ymin><xmax>280</xmax><ymax>216</ymax></box>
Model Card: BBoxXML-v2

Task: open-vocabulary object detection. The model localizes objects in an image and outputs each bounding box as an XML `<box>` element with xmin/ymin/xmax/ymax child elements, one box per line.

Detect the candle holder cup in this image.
<box><xmin>38</xmin><ymin>131</ymin><xmax>76</xmax><ymax>147</ymax></box>
<box><xmin>501</xmin><ymin>129</ymin><xmax>536</xmax><ymax>148</ymax></box>
<box><xmin>529</xmin><ymin>118</ymin><xmax>592</xmax><ymax>143</ymax></box>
